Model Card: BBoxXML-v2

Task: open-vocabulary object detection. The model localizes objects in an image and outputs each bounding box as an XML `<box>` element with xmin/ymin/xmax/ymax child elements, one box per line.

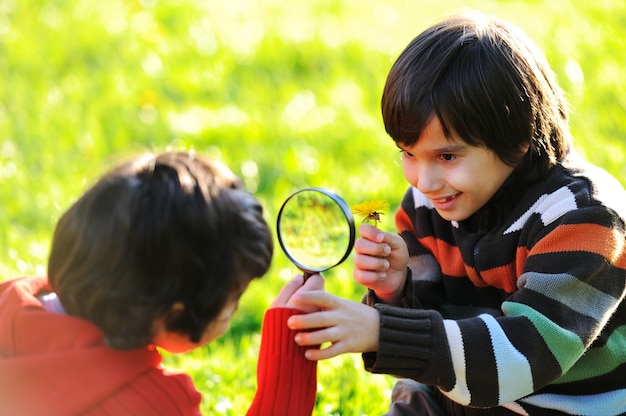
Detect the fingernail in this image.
<box><xmin>294</xmin><ymin>334</ymin><xmax>301</xmax><ymax>344</ymax></box>
<box><xmin>380</xmin><ymin>272</ymin><xmax>387</xmax><ymax>279</ymax></box>
<box><xmin>383</xmin><ymin>244</ymin><xmax>391</xmax><ymax>255</ymax></box>
<box><xmin>383</xmin><ymin>260</ymin><xmax>390</xmax><ymax>270</ymax></box>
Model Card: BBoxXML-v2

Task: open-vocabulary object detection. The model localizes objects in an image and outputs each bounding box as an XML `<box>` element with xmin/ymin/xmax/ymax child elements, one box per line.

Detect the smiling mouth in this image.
<box><xmin>432</xmin><ymin>193</ymin><xmax>460</xmax><ymax>204</ymax></box>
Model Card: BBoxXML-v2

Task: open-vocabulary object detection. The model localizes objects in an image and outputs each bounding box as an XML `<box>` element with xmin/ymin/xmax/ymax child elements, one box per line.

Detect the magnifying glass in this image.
<box><xmin>277</xmin><ymin>187</ymin><xmax>356</xmax><ymax>281</ymax></box>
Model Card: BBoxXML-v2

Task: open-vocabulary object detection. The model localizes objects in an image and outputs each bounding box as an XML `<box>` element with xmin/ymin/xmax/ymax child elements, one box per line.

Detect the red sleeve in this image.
<box><xmin>246</xmin><ymin>308</ymin><xmax>317</xmax><ymax>416</ymax></box>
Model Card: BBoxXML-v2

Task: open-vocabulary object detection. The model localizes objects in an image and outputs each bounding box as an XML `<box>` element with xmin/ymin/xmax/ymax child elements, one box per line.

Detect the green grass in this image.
<box><xmin>1</xmin><ymin>0</ymin><xmax>624</xmax><ymax>414</ymax></box>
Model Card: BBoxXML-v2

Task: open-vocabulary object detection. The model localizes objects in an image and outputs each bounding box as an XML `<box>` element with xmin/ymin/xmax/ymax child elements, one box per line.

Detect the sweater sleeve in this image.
<box><xmin>362</xmin><ymin>304</ymin><xmax>455</xmax><ymax>392</ymax></box>
<box><xmin>246</xmin><ymin>308</ymin><xmax>317</xmax><ymax>416</ymax></box>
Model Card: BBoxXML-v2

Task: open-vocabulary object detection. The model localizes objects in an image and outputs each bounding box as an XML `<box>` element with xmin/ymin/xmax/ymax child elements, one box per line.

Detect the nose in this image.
<box><xmin>415</xmin><ymin>166</ymin><xmax>443</xmax><ymax>194</ymax></box>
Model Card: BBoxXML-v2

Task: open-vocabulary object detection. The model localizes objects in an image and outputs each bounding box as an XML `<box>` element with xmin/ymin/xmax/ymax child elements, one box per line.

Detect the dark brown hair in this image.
<box><xmin>382</xmin><ymin>11</ymin><xmax>572</xmax><ymax>183</ymax></box>
<box><xmin>48</xmin><ymin>151</ymin><xmax>273</xmax><ymax>349</ymax></box>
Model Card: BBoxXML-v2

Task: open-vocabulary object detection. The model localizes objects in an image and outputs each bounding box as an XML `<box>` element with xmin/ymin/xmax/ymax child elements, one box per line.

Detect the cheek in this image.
<box><xmin>447</xmin><ymin>159</ymin><xmax>491</xmax><ymax>191</ymax></box>
<box><xmin>446</xmin><ymin>170</ymin><xmax>474</xmax><ymax>190</ymax></box>
<box><xmin>203</xmin><ymin>308</ymin><xmax>236</xmax><ymax>343</ymax></box>
<box><xmin>402</xmin><ymin>162</ymin><xmax>417</xmax><ymax>186</ymax></box>
<box><xmin>199</xmin><ymin>319</ymin><xmax>231</xmax><ymax>345</ymax></box>
<box><xmin>214</xmin><ymin>319</ymin><xmax>232</xmax><ymax>337</ymax></box>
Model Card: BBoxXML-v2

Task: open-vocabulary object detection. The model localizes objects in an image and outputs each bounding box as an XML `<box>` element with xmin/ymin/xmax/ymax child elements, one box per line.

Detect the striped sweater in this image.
<box><xmin>362</xmin><ymin>159</ymin><xmax>626</xmax><ymax>415</ymax></box>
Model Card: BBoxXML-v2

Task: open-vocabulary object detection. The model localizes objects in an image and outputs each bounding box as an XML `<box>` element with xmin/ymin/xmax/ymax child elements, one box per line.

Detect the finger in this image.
<box><xmin>355</xmin><ymin>237</ymin><xmax>391</xmax><ymax>259</ymax></box>
<box><xmin>354</xmin><ymin>268</ymin><xmax>387</xmax><ymax>287</ymax></box>
<box><xmin>358</xmin><ymin>223</ymin><xmax>385</xmax><ymax>242</ymax></box>
<box><xmin>290</xmin><ymin>290</ymin><xmax>339</xmax><ymax>311</ymax></box>
<box><xmin>386</xmin><ymin>232</ymin><xmax>408</xmax><ymax>252</ymax></box>
<box><xmin>287</xmin><ymin>309</ymin><xmax>327</xmax><ymax>331</ymax></box>
<box><xmin>294</xmin><ymin>327</ymin><xmax>337</xmax><ymax>346</ymax></box>
<box><xmin>288</xmin><ymin>274</ymin><xmax>326</xmax><ymax>312</ymax></box>
<box><xmin>354</xmin><ymin>253</ymin><xmax>390</xmax><ymax>272</ymax></box>
<box><xmin>300</xmin><ymin>273</ymin><xmax>324</xmax><ymax>291</ymax></box>
<box><xmin>354</xmin><ymin>237</ymin><xmax>379</xmax><ymax>255</ymax></box>
<box><xmin>305</xmin><ymin>342</ymin><xmax>346</xmax><ymax>361</ymax></box>
<box><xmin>270</xmin><ymin>274</ymin><xmax>304</xmax><ymax>308</ymax></box>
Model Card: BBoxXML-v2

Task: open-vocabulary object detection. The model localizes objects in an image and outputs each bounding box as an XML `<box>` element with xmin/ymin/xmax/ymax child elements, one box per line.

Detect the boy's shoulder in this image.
<box><xmin>550</xmin><ymin>156</ymin><xmax>626</xmax><ymax>220</ymax></box>
<box><xmin>498</xmin><ymin>159</ymin><xmax>625</xmax><ymax>239</ymax></box>
<box><xmin>523</xmin><ymin>157</ymin><xmax>626</xmax><ymax>223</ymax></box>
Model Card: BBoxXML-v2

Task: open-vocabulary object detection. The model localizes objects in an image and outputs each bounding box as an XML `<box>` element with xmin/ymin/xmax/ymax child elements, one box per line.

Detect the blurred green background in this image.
<box><xmin>1</xmin><ymin>0</ymin><xmax>624</xmax><ymax>414</ymax></box>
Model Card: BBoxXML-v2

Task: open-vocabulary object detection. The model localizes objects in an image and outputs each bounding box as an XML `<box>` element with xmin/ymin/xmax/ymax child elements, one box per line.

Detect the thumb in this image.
<box><xmin>270</xmin><ymin>274</ymin><xmax>305</xmax><ymax>308</ymax></box>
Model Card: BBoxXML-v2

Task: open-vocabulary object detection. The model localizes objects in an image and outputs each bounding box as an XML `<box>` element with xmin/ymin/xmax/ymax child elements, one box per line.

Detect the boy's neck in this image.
<box><xmin>463</xmin><ymin>168</ymin><xmax>528</xmax><ymax>233</ymax></box>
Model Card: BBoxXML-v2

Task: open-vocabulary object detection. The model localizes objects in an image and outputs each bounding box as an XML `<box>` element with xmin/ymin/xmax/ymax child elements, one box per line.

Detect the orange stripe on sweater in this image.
<box><xmin>467</xmin><ymin>246</ymin><xmax>529</xmax><ymax>292</ymax></box>
<box><xmin>419</xmin><ymin>236</ymin><xmax>466</xmax><ymax>277</ymax></box>
<box><xmin>477</xmin><ymin>264</ymin><xmax>517</xmax><ymax>292</ymax></box>
<box><xmin>532</xmin><ymin>223</ymin><xmax>626</xmax><ymax>268</ymax></box>
<box><xmin>516</xmin><ymin>246</ymin><xmax>530</xmax><ymax>276</ymax></box>
<box><xmin>395</xmin><ymin>208</ymin><xmax>414</xmax><ymax>235</ymax></box>
<box><xmin>466</xmin><ymin>266</ymin><xmax>487</xmax><ymax>288</ymax></box>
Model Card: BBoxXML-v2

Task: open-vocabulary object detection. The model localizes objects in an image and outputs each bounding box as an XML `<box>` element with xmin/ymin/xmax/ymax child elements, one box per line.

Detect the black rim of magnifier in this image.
<box><xmin>277</xmin><ymin>187</ymin><xmax>356</xmax><ymax>274</ymax></box>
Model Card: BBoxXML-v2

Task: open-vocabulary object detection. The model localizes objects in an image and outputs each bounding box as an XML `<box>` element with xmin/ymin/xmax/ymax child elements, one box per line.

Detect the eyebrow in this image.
<box><xmin>396</xmin><ymin>143</ymin><xmax>470</xmax><ymax>154</ymax></box>
<box><xmin>434</xmin><ymin>144</ymin><xmax>469</xmax><ymax>153</ymax></box>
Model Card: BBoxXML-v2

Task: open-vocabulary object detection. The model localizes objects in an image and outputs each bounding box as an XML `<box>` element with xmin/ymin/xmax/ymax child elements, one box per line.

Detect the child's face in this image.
<box><xmin>398</xmin><ymin>117</ymin><xmax>514</xmax><ymax>222</ymax></box>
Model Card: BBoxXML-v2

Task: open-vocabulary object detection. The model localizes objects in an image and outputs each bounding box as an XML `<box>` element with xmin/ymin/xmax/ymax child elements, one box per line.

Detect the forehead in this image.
<box><xmin>398</xmin><ymin>117</ymin><xmax>470</xmax><ymax>153</ymax></box>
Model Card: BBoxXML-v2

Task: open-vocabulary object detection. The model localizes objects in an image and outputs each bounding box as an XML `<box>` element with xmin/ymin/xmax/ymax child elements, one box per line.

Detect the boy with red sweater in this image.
<box><xmin>0</xmin><ymin>151</ymin><xmax>319</xmax><ymax>415</ymax></box>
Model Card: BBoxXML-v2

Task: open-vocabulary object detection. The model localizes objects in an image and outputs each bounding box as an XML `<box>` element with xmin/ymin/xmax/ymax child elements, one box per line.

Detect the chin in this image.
<box><xmin>155</xmin><ymin>343</ymin><xmax>196</xmax><ymax>354</ymax></box>
<box><xmin>153</xmin><ymin>333</ymin><xmax>201</xmax><ymax>354</ymax></box>
<box><xmin>436</xmin><ymin>210</ymin><xmax>470</xmax><ymax>222</ymax></box>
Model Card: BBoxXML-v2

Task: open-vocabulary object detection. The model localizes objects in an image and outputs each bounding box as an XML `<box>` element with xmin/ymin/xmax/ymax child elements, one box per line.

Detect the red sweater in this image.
<box><xmin>0</xmin><ymin>275</ymin><xmax>316</xmax><ymax>416</ymax></box>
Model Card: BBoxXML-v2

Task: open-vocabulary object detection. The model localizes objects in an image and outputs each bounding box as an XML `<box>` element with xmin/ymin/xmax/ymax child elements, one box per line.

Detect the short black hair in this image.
<box><xmin>48</xmin><ymin>151</ymin><xmax>273</xmax><ymax>349</ymax></box>
<box><xmin>382</xmin><ymin>11</ymin><xmax>572</xmax><ymax>183</ymax></box>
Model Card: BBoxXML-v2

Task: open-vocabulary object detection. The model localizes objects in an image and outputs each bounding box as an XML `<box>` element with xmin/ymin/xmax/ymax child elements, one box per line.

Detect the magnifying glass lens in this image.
<box><xmin>277</xmin><ymin>188</ymin><xmax>355</xmax><ymax>277</ymax></box>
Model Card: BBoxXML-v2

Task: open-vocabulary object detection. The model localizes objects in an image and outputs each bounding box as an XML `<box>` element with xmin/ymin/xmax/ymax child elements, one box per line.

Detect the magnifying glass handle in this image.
<box><xmin>303</xmin><ymin>272</ymin><xmax>313</xmax><ymax>283</ymax></box>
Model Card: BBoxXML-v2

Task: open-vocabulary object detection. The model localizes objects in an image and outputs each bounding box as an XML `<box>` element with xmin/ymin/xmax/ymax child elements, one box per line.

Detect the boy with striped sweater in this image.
<box><xmin>287</xmin><ymin>11</ymin><xmax>626</xmax><ymax>415</ymax></box>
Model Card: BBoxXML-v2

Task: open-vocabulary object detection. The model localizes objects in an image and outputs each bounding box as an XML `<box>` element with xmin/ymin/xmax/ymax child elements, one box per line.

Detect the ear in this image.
<box><xmin>168</xmin><ymin>302</ymin><xmax>185</xmax><ymax>315</ymax></box>
<box><xmin>152</xmin><ymin>302</ymin><xmax>185</xmax><ymax>334</ymax></box>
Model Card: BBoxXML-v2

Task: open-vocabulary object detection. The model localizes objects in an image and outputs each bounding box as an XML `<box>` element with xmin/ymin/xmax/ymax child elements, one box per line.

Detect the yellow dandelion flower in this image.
<box><xmin>351</xmin><ymin>200</ymin><xmax>390</xmax><ymax>227</ymax></box>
